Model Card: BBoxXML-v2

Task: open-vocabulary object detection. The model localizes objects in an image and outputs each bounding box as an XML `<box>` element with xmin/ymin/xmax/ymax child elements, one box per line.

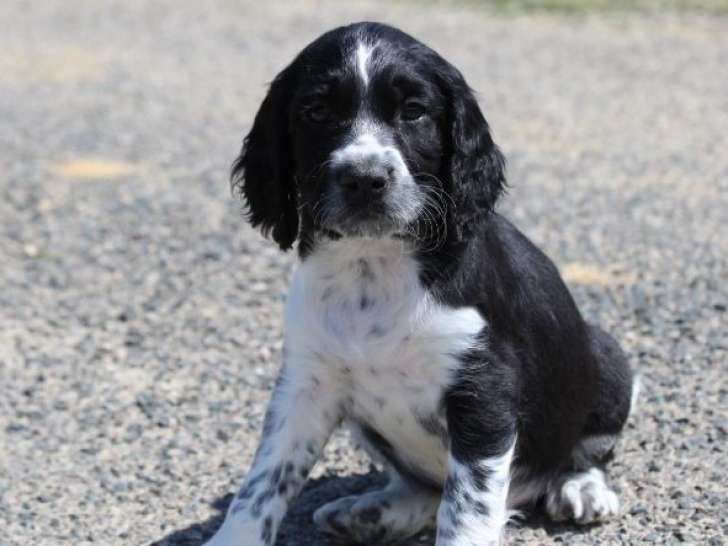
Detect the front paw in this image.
<box><xmin>313</xmin><ymin>495</ymin><xmax>360</xmax><ymax>538</ymax></box>
<box><xmin>313</xmin><ymin>495</ymin><xmax>395</xmax><ymax>544</ymax></box>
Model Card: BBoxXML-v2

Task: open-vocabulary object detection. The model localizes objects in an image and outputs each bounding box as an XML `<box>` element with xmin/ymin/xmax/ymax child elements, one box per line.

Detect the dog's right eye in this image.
<box><xmin>304</xmin><ymin>102</ymin><xmax>334</xmax><ymax>124</ymax></box>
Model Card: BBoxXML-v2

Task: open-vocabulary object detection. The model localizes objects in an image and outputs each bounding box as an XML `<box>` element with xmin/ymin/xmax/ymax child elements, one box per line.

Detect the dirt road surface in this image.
<box><xmin>1</xmin><ymin>1</ymin><xmax>726</xmax><ymax>545</ymax></box>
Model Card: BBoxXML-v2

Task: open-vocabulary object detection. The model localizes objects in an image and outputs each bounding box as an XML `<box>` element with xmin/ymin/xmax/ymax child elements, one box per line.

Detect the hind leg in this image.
<box><xmin>583</xmin><ymin>324</ymin><xmax>637</xmax><ymax>439</ymax></box>
<box><xmin>538</xmin><ymin>433</ymin><xmax>623</xmax><ymax>524</ymax></box>
<box><xmin>510</xmin><ymin>434</ymin><xmax>622</xmax><ymax>525</ymax></box>
<box><xmin>544</xmin><ymin>325</ymin><xmax>637</xmax><ymax>525</ymax></box>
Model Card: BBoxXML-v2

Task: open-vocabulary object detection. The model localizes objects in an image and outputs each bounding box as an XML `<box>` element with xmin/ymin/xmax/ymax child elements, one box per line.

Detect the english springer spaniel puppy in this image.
<box><xmin>204</xmin><ymin>22</ymin><xmax>636</xmax><ymax>546</ymax></box>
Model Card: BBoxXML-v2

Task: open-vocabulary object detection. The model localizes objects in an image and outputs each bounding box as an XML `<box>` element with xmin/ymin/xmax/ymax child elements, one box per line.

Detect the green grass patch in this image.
<box><xmin>421</xmin><ymin>0</ymin><xmax>728</xmax><ymax>14</ymax></box>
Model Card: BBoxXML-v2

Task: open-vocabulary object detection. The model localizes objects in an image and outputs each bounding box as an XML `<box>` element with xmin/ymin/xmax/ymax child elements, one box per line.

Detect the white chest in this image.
<box><xmin>283</xmin><ymin>239</ymin><xmax>486</xmax><ymax>480</ymax></box>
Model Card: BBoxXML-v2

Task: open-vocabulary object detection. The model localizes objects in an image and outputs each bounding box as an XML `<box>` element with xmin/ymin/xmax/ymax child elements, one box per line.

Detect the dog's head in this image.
<box><xmin>233</xmin><ymin>22</ymin><xmax>505</xmax><ymax>251</ymax></box>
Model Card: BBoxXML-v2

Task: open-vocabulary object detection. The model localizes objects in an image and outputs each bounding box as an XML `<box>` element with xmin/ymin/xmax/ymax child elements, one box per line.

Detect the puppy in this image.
<box><xmin>203</xmin><ymin>22</ymin><xmax>636</xmax><ymax>546</ymax></box>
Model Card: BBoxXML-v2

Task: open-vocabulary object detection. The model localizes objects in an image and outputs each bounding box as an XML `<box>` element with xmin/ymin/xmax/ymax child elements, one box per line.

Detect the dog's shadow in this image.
<box><xmin>150</xmin><ymin>471</ymin><xmax>592</xmax><ymax>546</ymax></box>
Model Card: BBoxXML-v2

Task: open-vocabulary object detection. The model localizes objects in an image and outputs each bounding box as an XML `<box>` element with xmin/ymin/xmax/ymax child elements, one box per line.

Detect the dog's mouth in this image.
<box><xmin>326</xmin><ymin>210</ymin><xmax>404</xmax><ymax>238</ymax></box>
<box><xmin>313</xmin><ymin>182</ymin><xmax>427</xmax><ymax>240</ymax></box>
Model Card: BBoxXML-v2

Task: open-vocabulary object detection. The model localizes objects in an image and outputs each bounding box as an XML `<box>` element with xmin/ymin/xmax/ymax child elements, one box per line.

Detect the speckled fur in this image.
<box><xmin>205</xmin><ymin>21</ymin><xmax>635</xmax><ymax>546</ymax></box>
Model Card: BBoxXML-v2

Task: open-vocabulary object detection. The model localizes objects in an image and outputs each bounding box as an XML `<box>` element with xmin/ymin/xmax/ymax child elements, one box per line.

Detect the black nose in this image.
<box><xmin>342</xmin><ymin>174</ymin><xmax>388</xmax><ymax>194</ymax></box>
<box><xmin>340</xmin><ymin>173</ymin><xmax>389</xmax><ymax>201</ymax></box>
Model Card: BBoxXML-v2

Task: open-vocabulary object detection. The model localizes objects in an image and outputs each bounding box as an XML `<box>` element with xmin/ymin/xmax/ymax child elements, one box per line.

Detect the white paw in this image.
<box><xmin>546</xmin><ymin>468</ymin><xmax>620</xmax><ymax>524</ymax></box>
<box><xmin>313</xmin><ymin>494</ymin><xmax>397</xmax><ymax>542</ymax></box>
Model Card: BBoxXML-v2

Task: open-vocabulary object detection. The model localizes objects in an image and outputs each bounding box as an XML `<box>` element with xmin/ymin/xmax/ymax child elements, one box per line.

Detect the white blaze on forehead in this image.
<box><xmin>355</xmin><ymin>42</ymin><xmax>373</xmax><ymax>87</ymax></box>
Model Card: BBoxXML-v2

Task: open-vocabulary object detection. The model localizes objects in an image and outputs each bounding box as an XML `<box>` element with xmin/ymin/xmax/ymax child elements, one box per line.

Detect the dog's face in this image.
<box><xmin>289</xmin><ymin>33</ymin><xmax>446</xmax><ymax>239</ymax></box>
<box><xmin>234</xmin><ymin>22</ymin><xmax>505</xmax><ymax>250</ymax></box>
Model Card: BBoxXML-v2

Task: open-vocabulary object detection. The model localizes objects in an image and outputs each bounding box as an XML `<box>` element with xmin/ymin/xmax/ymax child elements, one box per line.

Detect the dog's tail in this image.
<box><xmin>628</xmin><ymin>373</ymin><xmax>642</xmax><ymax>420</ymax></box>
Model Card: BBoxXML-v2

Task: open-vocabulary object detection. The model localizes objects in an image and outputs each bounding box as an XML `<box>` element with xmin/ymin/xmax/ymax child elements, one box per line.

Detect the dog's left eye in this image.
<box><xmin>304</xmin><ymin>102</ymin><xmax>333</xmax><ymax>124</ymax></box>
<box><xmin>401</xmin><ymin>99</ymin><xmax>426</xmax><ymax>121</ymax></box>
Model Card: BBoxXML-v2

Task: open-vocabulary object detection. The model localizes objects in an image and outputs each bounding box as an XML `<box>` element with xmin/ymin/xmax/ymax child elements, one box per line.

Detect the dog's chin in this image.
<box><xmin>324</xmin><ymin>209</ymin><xmax>408</xmax><ymax>239</ymax></box>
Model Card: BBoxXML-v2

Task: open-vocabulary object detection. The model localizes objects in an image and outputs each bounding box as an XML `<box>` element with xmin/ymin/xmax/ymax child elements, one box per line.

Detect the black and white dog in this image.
<box><xmin>204</xmin><ymin>22</ymin><xmax>636</xmax><ymax>546</ymax></box>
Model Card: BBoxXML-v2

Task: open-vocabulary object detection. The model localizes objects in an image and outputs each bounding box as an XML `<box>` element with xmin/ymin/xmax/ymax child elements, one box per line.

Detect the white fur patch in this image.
<box><xmin>330</xmin><ymin>133</ymin><xmax>407</xmax><ymax>177</ymax></box>
<box><xmin>332</xmin><ymin>133</ymin><xmax>385</xmax><ymax>165</ymax></box>
<box><xmin>437</xmin><ymin>440</ymin><xmax>516</xmax><ymax>545</ymax></box>
<box><xmin>285</xmin><ymin>238</ymin><xmax>486</xmax><ymax>483</ymax></box>
<box><xmin>355</xmin><ymin>42</ymin><xmax>373</xmax><ymax>86</ymax></box>
<box><xmin>545</xmin><ymin>467</ymin><xmax>620</xmax><ymax>524</ymax></box>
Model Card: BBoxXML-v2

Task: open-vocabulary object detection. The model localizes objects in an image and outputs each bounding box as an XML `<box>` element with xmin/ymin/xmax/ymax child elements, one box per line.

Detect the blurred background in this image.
<box><xmin>1</xmin><ymin>1</ymin><xmax>726</xmax><ymax>545</ymax></box>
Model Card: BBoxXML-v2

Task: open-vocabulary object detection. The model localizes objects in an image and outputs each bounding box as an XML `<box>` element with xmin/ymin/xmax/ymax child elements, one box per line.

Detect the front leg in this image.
<box><xmin>204</xmin><ymin>363</ymin><xmax>340</xmax><ymax>546</ymax></box>
<box><xmin>436</xmin><ymin>360</ymin><xmax>517</xmax><ymax>546</ymax></box>
<box><xmin>436</xmin><ymin>439</ymin><xmax>516</xmax><ymax>546</ymax></box>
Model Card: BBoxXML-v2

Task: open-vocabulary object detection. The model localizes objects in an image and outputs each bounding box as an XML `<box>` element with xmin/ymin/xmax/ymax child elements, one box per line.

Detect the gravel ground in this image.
<box><xmin>1</xmin><ymin>1</ymin><xmax>726</xmax><ymax>545</ymax></box>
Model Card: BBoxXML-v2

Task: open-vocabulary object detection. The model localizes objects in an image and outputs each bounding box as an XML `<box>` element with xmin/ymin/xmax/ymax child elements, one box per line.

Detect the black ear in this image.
<box><xmin>231</xmin><ymin>66</ymin><xmax>298</xmax><ymax>250</ymax></box>
<box><xmin>445</xmin><ymin>71</ymin><xmax>506</xmax><ymax>238</ymax></box>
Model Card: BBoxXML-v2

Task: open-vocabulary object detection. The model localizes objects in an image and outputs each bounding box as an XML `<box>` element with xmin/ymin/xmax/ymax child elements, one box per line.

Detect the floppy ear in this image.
<box><xmin>231</xmin><ymin>66</ymin><xmax>298</xmax><ymax>250</ymax></box>
<box><xmin>445</xmin><ymin>71</ymin><xmax>506</xmax><ymax>238</ymax></box>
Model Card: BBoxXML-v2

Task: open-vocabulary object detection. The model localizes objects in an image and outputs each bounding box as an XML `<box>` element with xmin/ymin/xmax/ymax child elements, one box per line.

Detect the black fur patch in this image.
<box><xmin>261</xmin><ymin>516</ymin><xmax>273</xmax><ymax>545</ymax></box>
<box><xmin>357</xmin><ymin>506</ymin><xmax>382</xmax><ymax>525</ymax></box>
<box><xmin>251</xmin><ymin>488</ymin><xmax>276</xmax><ymax>518</ymax></box>
<box><xmin>416</xmin><ymin>412</ymin><xmax>449</xmax><ymax>444</ymax></box>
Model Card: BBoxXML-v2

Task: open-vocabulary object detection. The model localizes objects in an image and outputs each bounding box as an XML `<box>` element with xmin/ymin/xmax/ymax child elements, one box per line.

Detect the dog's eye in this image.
<box><xmin>304</xmin><ymin>102</ymin><xmax>333</xmax><ymax>124</ymax></box>
<box><xmin>401</xmin><ymin>99</ymin><xmax>426</xmax><ymax>121</ymax></box>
